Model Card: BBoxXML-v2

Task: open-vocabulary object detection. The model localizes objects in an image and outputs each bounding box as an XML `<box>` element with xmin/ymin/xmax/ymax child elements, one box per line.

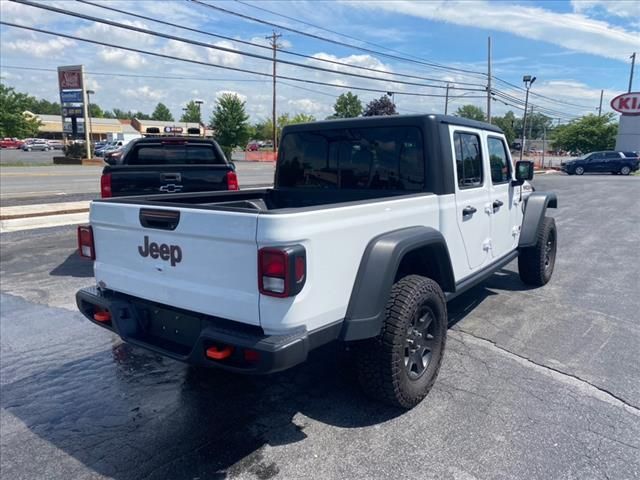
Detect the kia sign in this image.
<box><xmin>58</xmin><ymin>66</ymin><xmax>83</xmax><ymax>90</ymax></box>
<box><xmin>610</xmin><ymin>92</ymin><xmax>640</xmax><ymax>116</ymax></box>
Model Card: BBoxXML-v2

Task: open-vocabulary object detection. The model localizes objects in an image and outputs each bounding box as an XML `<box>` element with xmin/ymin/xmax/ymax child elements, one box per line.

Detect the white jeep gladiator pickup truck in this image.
<box><xmin>77</xmin><ymin>114</ymin><xmax>557</xmax><ymax>409</ymax></box>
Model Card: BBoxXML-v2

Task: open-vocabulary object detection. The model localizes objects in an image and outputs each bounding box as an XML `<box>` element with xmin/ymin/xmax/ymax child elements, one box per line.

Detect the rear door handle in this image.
<box><xmin>462</xmin><ymin>206</ymin><xmax>477</xmax><ymax>216</ymax></box>
<box><xmin>492</xmin><ymin>200</ymin><xmax>504</xmax><ymax>209</ymax></box>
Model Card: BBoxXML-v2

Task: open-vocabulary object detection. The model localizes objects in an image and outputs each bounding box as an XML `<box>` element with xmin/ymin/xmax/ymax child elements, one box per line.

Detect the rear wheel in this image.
<box><xmin>575</xmin><ymin>166</ymin><xmax>585</xmax><ymax>175</ymax></box>
<box><xmin>354</xmin><ymin>275</ymin><xmax>447</xmax><ymax>409</ymax></box>
<box><xmin>620</xmin><ymin>165</ymin><xmax>631</xmax><ymax>175</ymax></box>
<box><xmin>518</xmin><ymin>217</ymin><xmax>557</xmax><ymax>286</ymax></box>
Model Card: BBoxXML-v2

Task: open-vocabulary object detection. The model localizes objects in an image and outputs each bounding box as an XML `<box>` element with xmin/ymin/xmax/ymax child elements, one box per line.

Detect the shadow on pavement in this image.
<box><xmin>2</xmin><ymin>268</ymin><xmax>527</xmax><ymax>479</ymax></box>
<box><xmin>1</xmin><ymin>340</ymin><xmax>401</xmax><ymax>480</ymax></box>
<box><xmin>49</xmin><ymin>252</ymin><xmax>93</xmax><ymax>278</ymax></box>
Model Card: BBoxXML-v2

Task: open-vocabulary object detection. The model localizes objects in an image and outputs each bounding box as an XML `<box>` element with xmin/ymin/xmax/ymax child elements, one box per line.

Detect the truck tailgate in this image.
<box><xmin>90</xmin><ymin>201</ymin><xmax>260</xmax><ymax>326</ymax></box>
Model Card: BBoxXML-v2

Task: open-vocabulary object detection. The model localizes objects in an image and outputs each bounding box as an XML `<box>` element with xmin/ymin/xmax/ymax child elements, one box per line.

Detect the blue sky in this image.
<box><xmin>1</xmin><ymin>0</ymin><xmax>638</xmax><ymax>123</ymax></box>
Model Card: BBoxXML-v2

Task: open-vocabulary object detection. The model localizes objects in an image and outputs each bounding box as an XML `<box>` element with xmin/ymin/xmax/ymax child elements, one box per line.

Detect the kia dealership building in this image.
<box><xmin>611</xmin><ymin>92</ymin><xmax>640</xmax><ymax>152</ymax></box>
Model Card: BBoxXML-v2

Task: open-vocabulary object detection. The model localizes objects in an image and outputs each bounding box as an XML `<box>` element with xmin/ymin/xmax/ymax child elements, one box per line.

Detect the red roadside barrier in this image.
<box><xmin>244</xmin><ymin>151</ymin><xmax>277</xmax><ymax>162</ymax></box>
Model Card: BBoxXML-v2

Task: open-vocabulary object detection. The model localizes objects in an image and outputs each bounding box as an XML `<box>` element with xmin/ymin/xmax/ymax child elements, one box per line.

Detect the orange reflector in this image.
<box><xmin>93</xmin><ymin>311</ymin><xmax>111</xmax><ymax>322</ymax></box>
<box><xmin>206</xmin><ymin>345</ymin><xmax>234</xmax><ymax>360</ymax></box>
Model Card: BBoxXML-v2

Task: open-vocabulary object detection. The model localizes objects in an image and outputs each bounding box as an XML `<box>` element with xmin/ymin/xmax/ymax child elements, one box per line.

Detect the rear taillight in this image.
<box><xmin>226</xmin><ymin>170</ymin><xmax>239</xmax><ymax>190</ymax></box>
<box><xmin>77</xmin><ymin>225</ymin><xmax>95</xmax><ymax>260</ymax></box>
<box><xmin>100</xmin><ymin>173</ymin><xmax>112</xmax><ymax>198</ymax></box>
<box><xmin>258</xmin><ymin>245</ymin><xmax>306</xmax><ymax>297</ymax></box>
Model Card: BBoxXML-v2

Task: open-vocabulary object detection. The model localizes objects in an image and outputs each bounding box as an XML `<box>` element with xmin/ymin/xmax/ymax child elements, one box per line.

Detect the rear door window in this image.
<box><xmin>487</xmin><ymin>136</ymin><xmax>511</xmax><ymax>184</ymax></box>
<box><xmin>127</xmin><ymin>144</ymin><xmax>225</xmax><ymax>165</ymax></box>
<box><xmin>453</xmin><ymin>132</ymin><xmax>483</xmax><ymax>188</ymax></box>
<box><xmin>278</xmin><ymin>126</ymin><xmax>424</xmax><ymax>191</ymax></box>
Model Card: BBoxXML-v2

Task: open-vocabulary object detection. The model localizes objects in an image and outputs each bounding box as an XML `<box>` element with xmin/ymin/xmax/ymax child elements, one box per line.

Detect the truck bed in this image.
<box><xmin>97</xmin><ymin>187</ymin><xmax>426</xmax><ymax>213</ymax></box>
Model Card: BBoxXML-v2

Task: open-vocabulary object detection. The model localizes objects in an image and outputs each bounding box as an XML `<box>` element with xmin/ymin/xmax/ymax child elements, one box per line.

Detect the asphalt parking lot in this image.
<box><xmin>1</xmin><ymin>174</ymin><xmax>639</xmax><ymax>479</ymax></box>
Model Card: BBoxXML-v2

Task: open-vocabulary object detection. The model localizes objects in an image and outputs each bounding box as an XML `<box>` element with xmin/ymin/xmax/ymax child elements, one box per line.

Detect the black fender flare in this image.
<box><xmin>339</xmin><ymin>226</ymin><xmax>455</xmax><ymax>341</ymax></box>
<box><xmin>519</xmin><ymin>192</ymin><xmax>558</xmax><ymax>248</ymax></box>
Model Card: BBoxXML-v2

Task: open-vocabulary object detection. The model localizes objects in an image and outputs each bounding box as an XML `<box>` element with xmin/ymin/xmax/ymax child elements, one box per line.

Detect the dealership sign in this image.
<box><xmin>610</xmin><ymin>92</ymin><xmax>640</xmax><ymax>116</ymax></box>
<box><xmin>58</xmin><ymin>66</ymin><xmax>83</xmax><ymax>90</ymax></box>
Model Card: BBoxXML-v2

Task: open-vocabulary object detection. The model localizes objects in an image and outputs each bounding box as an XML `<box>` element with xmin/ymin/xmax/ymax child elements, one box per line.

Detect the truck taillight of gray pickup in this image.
<box><xmin>76</xmin><ymin>114</ymin><xmax>557</xmax><ymax>409</ymax></box>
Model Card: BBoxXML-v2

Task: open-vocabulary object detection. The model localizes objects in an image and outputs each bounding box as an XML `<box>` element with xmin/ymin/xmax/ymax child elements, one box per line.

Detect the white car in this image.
<box><xmin>76</xmin><ymin>115</ymin><xmax>557</xmax><ymax>409</ymax></box>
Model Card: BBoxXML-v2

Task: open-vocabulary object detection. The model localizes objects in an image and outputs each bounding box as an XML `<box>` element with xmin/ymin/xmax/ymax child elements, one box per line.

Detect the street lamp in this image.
<box><xmin>194</xmin><ymin>99</ymin><xmax>204</xmax><ymax>136</ymax></box>
<box><xmin>86</xmin><ymin>89</ymin><xmax>95</xmax><ymax>144</ymax></box>
<box><xmin>445</xmin><ymin>91</ymin><xmax>480</xmax><ymax>114</ymax></box>
<box><xmin>520</xmin><ymin>75</ymin><xmax>536</xmax><ymax>162</ymax></box>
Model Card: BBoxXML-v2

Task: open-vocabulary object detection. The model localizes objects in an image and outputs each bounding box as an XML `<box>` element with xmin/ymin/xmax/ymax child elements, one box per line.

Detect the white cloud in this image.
<box><xmin>97</xmin><ymin>48</ymin><xmax>147</xmax><ymax>69</ymax></box>
<box><xmin>0</xmin><ymin>1</ymin><xmax>55</xmax><ymax>26</ymax></box>
<box><xmin>309</xmin><ymin>53</ymin><xmax>393</xmax><ymax>77</ymax></box>
<box><xmin>123</xmin><ymin>85</ymin><xmax>165</xmax><ymax>101</ymax></box>
<box><xmin>207</xmin><ymin>41</ymin><xmax>243</xmax><ymax>67</ymax></box>
<box><xmin>287</xmin><ymin>98</ymin><xmax>327</xmax><ymax>115</ymax></box>
<box><xmin>2</xmin><ymin>37</ymin><xmax>75</xmax><ymax>58</ymax></box>
<box><xmin>161</xmin><ymin>40</ymin><xmax>203</xmax><ymax>62</ymax></box>
<box><xmin>571</xmin><ymin>1</ymin><xmax>639</xmax><ymax>18</ymax></box>
<box><xmin>215</xmin><ymin>90</ymin><xmax>247</xmax><ymax>102</ymax></box>
<box><xmin>350</xmin><ymin>1</ymin><xmax>640</xmax><ymax>61</ymax></box>
<box><xmin>76</xmin><ymin>20</ymin><xmax>156</xmax><ymax>47</ymax></box>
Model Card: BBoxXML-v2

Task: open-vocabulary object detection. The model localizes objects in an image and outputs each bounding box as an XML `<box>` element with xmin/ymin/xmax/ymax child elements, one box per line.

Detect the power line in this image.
<box><xmin>492</xmin><ymin>75</ymin><xmax>596</xmax><ymax>109</ymax></box>
<box><xmin>234</xmin><ymin>0</ymin><xmax>445</xmax><ymax>66</ymax></box>
<box><xmin>0</xmin><ymin>21</ymin><xmax>483</xmax><ymax>99</ymax></box>
<box><xmin>492</xmin><ymin>90</ymin><xmax>579</xmax><ymax>120</ymax></box>
<box><xmin>14</xmin><ymin>0</ymin><xmax>484</xmax><ymax>93</ymax></box>
<box><xmin>190</xmin><ymin>0</ymin><xmax>489</xmax><ymax>79</ymax></box>
<box><xmin>0</xmin><ymin>65</ymin><xmax>268</xmax><ymax>82</ymax></box>
<box><xmin>75</xmin><ymin>0</ymin><xmax>484</xmax><ymax>89</ymax></box>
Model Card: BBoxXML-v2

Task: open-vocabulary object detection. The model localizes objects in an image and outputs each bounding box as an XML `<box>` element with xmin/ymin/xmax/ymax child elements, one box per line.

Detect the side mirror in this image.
<box><xmin>512</xmin><ymin>160</ymin><xmax>534</xmax><ymax>186</ymax></box>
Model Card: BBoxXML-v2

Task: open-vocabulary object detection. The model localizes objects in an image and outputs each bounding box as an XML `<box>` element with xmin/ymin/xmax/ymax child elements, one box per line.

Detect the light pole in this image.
<box><xmin>182</xmin><ymin>107</ymin><xmax>188</xmax><ymax>133</ymax></box>
<box><xmin>194</xmin><ymin>99</ymin><xmax>204</xmax><ymax>136</ymax></box>
<box><xmin>520</xmin><ymin>75</ymin><xmax>536</xmax><ymax>162</ymax></box>
<box><xmin>445</xmin><ymin>91</ymin><xmax>480</xmax><ymax>113</ymax></box>
<box><xmin>386</xmin><ymin>91</ymin><xmax>395</xmax><ymax>109</ymax></box>
<box><xmin>86</xmin><ymin>89</ymin><xmax>95</xmax><ymax>152</ymax></box>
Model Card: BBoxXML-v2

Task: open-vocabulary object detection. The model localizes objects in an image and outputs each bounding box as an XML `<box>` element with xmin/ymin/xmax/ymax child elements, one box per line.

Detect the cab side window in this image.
<box><xmin>453</xmin><ymin>132</ymin><xmax>483</xmax><ymax>189</ymax></box>
<box><xmin>487</xmin><ymin>137</ymin><xmax>511</xmax><ymax>184</ymax></box>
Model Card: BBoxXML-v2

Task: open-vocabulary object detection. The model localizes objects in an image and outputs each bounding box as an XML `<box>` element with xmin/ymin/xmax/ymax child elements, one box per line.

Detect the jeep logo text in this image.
<box><xmin>138</xmin><ymin>236</ymin><xmax>182</xmax><ymax>266</ymax></box>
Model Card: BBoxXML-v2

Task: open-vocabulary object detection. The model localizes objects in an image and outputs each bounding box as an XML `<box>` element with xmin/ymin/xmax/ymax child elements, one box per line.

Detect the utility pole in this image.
<box><xmin>195</xmin><ymin>99</ymin><xmax>204</xmax><ymax>136</ymax></box>
<box><xmin>266</xmin><ymin>31</ymin><xmax>282</xmax><ymax>153</ymax></box>
<box><xmin>629</xmin><ymin>52</ymin><xmax>636</xmax><ymax>93</ymax></box>
<box><xmin>487</xmin><ymin>36</ymin><xmax>492</xmax><ymax>124</ymax></box>
<box><xmin>598</xmin><ymin>89</ymin><xmax>604</xmax><ymax>117</ymax></box>
<box><xmin>528</xmin><ymin>105</ymin><xmax>533</xmax><ymax>141</ymax></box>
<box><xmin>520</xmin><ymin>75</ymin><xmax>536</xmax><ymax>162</ymax></box>
<box><xmin>444</xmin><ymin>83</ymin><xmax>450</xmax><ymax>115</ymax></box>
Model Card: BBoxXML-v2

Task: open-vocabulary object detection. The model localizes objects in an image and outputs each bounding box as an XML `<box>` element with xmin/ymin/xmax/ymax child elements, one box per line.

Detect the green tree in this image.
<box><xmin>180</xmin><ymin>100</ymin><xmax>202</xmax><ymax>123</ymax></box>
<box><xmin>210</xmin><ymin>93</ymin><xmax>250</xmax><ymax>149</ymax></box>
<box><xmin>363</xmin><ymin>95</ymin><xmax>397</xmax><ymax>116</ymax></box>
<box><xmin>289</xmin><ymin>113</ymin><xmax>316</xmax><ymax>124</ymax></box>
<box><xmin>330</xmin><ymin>92</ymin><xmax>362</xmax><ymax>118</ymax></box>
<box><xmin>151</xmin><ymin>102</ymin><xmax>174</xmax><ymax>121</ymax></box>
<box><xmin>27</xmin><ymin>98</ymin><xmax>61</xmax><ymax>115</ymax></box>
<box><xmin>0</xmin><ymin>83</ymin><xmax>42</xmax><ymax>138</ymax></box>
<box><xmin>551</xmin><ymin>113</ymin><xmax>617</xmax><ymax>153</ymax></box>
<box><xmin>492</xmin><ymin>110</ymin><xmax>518</xmax><ymax>146</ymax></box>
<box><xmin>88</xmin><ymin>103</ymin><xmax>104</xmax><ymax>118</ymax></box>
<box><xmin>455</xmin><ymin>104</ymin><xmax>485</xmax><ymax>121</ymax></box>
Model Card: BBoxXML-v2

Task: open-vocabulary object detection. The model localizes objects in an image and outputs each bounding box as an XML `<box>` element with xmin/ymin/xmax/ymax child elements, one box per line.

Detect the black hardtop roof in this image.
<box><xmin>281</xmin><ymin>114</ymin><xmax>504</xmax><ymax>135</ymax></box>
<box><xmin>132</xmin><ymin>136</ymin><xmax>216</xmax><ymax>144</ymax></box>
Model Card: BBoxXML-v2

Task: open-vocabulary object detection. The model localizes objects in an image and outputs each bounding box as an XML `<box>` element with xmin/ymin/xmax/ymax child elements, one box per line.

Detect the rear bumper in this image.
<box><xmin>76</xmin><ymin>287</ymin><xmax>341</xmax><ymax>374</ymax></box>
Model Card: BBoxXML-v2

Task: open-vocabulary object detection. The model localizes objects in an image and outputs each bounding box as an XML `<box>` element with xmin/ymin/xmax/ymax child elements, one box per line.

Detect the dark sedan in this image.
<box><xmin>561</xmin><ymin>151</ymin><xmax>639</xmax><ymax>175</ymax></box>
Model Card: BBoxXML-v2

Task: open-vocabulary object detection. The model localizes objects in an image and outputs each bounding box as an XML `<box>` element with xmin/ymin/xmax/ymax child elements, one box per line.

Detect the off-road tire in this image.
<box><xmin>518</xmin><ymin>216</ymin><xmax>557</xmax><ymax>286</ymax></box>
<box><xmin>354</xmin><ymin>275</ymin><xmax>447</xmax><ymax>409</ymax></box>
